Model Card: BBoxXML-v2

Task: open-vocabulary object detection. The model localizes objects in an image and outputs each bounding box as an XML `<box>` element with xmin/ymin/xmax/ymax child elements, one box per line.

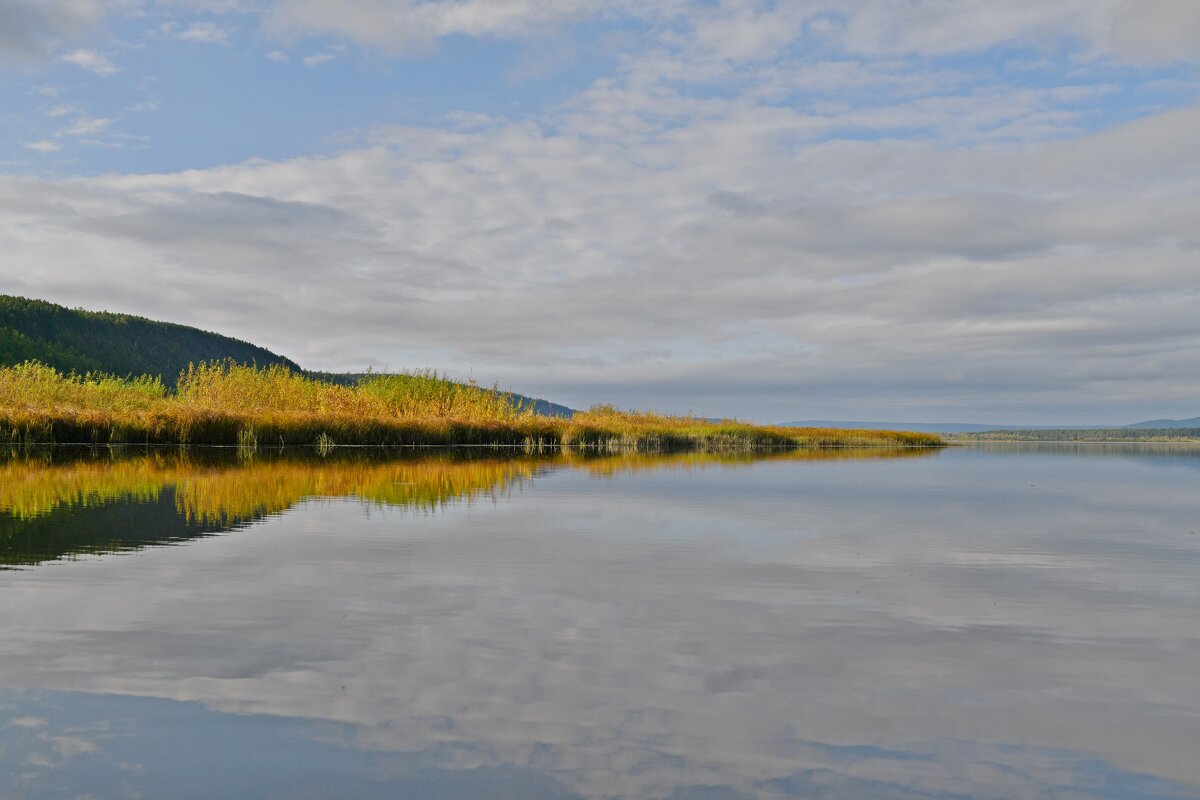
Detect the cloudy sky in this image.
<box><xmin>1</xmin><ymin>0</ymin><xmax>1198</xmax><ymax>423</ymax></box>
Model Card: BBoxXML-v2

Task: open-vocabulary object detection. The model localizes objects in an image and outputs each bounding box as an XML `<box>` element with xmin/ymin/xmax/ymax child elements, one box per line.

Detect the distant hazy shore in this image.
<box><xmin>946</xmin><ymin>429</ymin><xmax>1200</xmax><ymax>443</ymax></box>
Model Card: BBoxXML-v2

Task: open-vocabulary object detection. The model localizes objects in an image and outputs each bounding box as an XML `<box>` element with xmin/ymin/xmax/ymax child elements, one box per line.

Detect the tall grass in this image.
<box><xmin>0</xmin><ymin>361</ymin><xmax>942</xmax><ymax>450</ymax></box>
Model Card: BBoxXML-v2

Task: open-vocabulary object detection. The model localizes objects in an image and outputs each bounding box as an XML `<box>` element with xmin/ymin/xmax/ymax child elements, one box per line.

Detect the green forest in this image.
<box><xmin>0</xmin><ymin>294</ymin><xmax>299</xmax><ymax>379</ymax></box>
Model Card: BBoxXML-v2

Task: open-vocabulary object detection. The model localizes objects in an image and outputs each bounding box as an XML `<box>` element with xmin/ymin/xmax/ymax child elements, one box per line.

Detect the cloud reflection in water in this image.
<box><xmin>0</xmin><ymin>445</ymin><xmax>1197</xmax><ymax>798</ymax></box>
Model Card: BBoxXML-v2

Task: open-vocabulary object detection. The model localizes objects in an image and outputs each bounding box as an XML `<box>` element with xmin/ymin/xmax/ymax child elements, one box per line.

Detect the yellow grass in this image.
<box><xmin>0</xmin><ymin>361</ymin><xmax>943</xmax><ymax>451</ymax></box>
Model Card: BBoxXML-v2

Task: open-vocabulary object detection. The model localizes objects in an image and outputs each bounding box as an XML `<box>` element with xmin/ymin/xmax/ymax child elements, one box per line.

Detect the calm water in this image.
<box><xmin>1</xmin><ymin>445</ymin><xmax>1197</xmax><ymax>799</ymax></box>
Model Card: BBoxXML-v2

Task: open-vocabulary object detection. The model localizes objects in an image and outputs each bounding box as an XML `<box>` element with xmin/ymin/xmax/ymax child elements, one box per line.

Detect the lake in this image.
<box><xmin>1</xmin><ymin>444</ymin><xmax>1197</xmax><ymax>799</ymax></box>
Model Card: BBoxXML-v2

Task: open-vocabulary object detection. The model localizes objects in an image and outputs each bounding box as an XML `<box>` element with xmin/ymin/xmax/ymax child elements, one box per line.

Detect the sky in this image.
<box><xmin>1</xmin><ymin>0</ymin><xmax>1198</xmax><ymax>424</ymax></box>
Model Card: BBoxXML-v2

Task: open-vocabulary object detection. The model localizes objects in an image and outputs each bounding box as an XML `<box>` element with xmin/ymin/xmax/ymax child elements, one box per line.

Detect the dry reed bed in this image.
<box><xmin>0</xmin><ymin>362</ymin><xmax>943</xmax><ymax>451</ymax></box>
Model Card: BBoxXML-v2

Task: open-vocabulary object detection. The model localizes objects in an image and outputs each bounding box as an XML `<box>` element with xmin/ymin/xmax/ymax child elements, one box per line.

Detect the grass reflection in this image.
<box><xmin>0</xmin><ymin>446</ymin><xmax>938</xmax><ymax>567</ymax></box>
<box><xmin>565</xmin><ymin>445</ymin><xmax>937</xmax><ymax>477</ymax></box>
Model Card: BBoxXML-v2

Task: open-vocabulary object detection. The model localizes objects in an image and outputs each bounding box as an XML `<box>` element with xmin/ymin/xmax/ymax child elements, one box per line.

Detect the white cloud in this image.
<box><xmin>50</xmin><ymin>735</ymin><xmax>99</xmax><ymax>759</ymax></box>
<box><xmin>5</xmin><ymin>89</ymin><xmax>1198</xmax><ymax>420</ymax></box>
<box><xmin>41</xmin><ymin>102</ymin><xmax>78</xmax><ymax>117</ymax></box>
<box><xmin>685</xmin><ymin>2</ymin><xmax>813</xmax><ymax>64</ymax></box>
<box><xmin>0</xmin><ymin>0</ymin><xmax>112</xmax><ymax>60</ymax></box>
<box><xmin>1107</xmin><ymin>0</ymin><xmax>1200</xmax><ymax>62</ymax></box>
<box><xmin>265</xmin><ymin>0</ymin><xmax>665</xmax><ymax>53</ymax></box>
<box><xmin>252</xmin><ymin>0</ymin><xmax>1200</xmax><ymax>67</ymax></box>
<box><xmin>24</xmin><ymin>140</ymin><xmax>62</xmax><ymax>153</ymax></box>
<box><xmin>817</xmin><ymin>0</ymin><xmax>1200</xmax><ymax>64</ymax></box>
<box><xmin>5</xmin><ymin>0</ymin><xmax>1200</xmax><ymax>71</ymax></box>
<box><xmin>301</xmin><ymin>51</ymin><xmax>335</xmax><ymax>67</ymax></box>
<box><xmin>61</xmin><ymin>47</ymin><xmax>119</xmax><ymax>76</ymax></box>
<box><xmin>78</xmin><ymin>138</ymin><xmax>124</xmax><ymax>148</ymax></box>
<box><xmin>265</xmin><ymin>49</ymin><xmax>288</xmax><ymax>62</ymax></box>
<box><xmin>162</xmin><ymin>20</ymin><xmax>230</xmax><ymax>44</ymax></box>
<box><xmin>7</xmin><ymin>715</ymin><xmax>48</xmax><ymax>729</ymax></box>
<box><xmin>3</xmin><ymin>0</ymin><xmax>1200</xmax><ymax>420</ymax></box>
<box><xmin>56</xmin><ymin>114</ymin><xmax>113</xmax><ymax>136</ymax></box>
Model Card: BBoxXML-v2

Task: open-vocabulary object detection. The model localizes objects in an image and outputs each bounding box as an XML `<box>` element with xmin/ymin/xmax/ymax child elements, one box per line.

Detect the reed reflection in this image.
<box><xmin>0</xmin><ymin>446</ymin><xmax>936</xmax><ymax>568</ymax></box>
<box><xmin>1</xmin><ymin>444</ymin><xmax>1196</xmax><ymax>799</ymax></box>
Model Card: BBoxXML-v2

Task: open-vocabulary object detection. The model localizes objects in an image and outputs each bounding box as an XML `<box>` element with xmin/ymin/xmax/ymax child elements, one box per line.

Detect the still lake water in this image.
<box><xmin>0</xmin><ymin>444</ymin><xmax>1197</xmax><ymax>799</ymax></box>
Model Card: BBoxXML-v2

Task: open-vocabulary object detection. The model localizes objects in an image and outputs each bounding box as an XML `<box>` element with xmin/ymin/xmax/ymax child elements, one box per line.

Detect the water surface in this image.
<box><xmin>1</xmin><ymin>445</ymin><xmax>1197</xmax><ymax>799</ymax></box>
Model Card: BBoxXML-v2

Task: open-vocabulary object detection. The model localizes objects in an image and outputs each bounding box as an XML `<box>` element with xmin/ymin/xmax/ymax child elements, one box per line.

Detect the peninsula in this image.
<box><xmin>0</xmin><ymin>296</ymin><xmax>940</xmax><ymax>452</ymax></box>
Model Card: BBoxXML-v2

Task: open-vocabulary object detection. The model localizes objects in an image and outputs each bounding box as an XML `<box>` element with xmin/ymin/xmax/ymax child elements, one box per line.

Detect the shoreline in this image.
<box><xmin>0</xmin><ymin>415</ymin><xmax>943</xmax><ymax>452</ymax></box>
<box><xmin>0</xmin><ymin>361</ymin><xmax>943</xmax><ymax>452</ymax></box>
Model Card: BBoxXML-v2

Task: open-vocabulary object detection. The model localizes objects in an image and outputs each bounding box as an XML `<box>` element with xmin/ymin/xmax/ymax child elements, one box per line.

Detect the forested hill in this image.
<box><xmin>0</xmin><ymin>295</ymin><xmax>300</xmax><ymax>379</ymax></box>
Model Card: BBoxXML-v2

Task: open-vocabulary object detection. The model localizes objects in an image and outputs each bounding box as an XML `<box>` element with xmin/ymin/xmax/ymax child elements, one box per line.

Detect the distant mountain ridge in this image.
<box><xmin>778</xmin><ymin>420</ymin><xmax>1022</xmax><ymax>434</ymax></box>
<box><xmin>0</xmin><ymin>294</ymin><xmax>575</xmax><ymax>416</ymax></box>
<box><xmin>781</xmin><ymin>419</ymin><xmax>1200</xmax><ymax>433</ymax></box>
<box><xmin>1126</xmin><ymin>416</ymin><xmax>1200</xmax><ymax>429</ymax></box>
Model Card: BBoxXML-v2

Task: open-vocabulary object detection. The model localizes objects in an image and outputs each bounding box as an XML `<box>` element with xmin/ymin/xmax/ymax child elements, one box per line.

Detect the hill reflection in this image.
<box><xmin>0</xmin><ymin>446</ymin><xmax>936</xmax><ymax>567</ymax></box>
